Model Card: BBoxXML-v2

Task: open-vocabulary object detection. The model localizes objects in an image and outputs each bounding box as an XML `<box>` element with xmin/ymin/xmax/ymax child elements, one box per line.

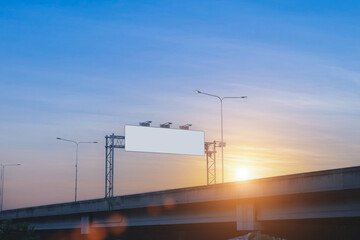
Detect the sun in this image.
<box><xmin>235</xmin><ymin>166</ymin><xmax>250</xmax><ymax>181</ymax></box>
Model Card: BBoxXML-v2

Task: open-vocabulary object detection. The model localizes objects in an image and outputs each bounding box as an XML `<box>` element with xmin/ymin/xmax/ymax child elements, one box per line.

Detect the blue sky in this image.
<box><xmin>0</xmin><ymin>1</ymin><xmax>359</xmax><ymax>209</ymax></box>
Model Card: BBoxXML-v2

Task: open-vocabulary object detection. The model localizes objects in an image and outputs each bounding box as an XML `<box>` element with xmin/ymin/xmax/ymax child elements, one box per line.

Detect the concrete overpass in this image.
<box><xmin>2</xmin><ymin>166</ymin><xmax>360</xmax><ymax>239</ymax></box>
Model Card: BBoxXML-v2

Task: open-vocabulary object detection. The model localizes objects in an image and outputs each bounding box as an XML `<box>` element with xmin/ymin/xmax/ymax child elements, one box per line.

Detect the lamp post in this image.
<box><xmin>56</xmin><ymin>137</ymin><xmax>97</xmax><ymax>202</ymax></box>
<box><xmin>0</xmin><ymin>163</ymin><xmax>21</xmax><ymax>211</ymax></box>
<box><xmin>195</xmin><ymin>90</ymin><xmax>247</xmax><ymax>183</ymax></box>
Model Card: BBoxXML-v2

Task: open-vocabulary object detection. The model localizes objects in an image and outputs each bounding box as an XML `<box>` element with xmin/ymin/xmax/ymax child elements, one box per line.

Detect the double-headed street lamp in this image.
<box><xmin>56</xmin><ymin>137</ymin><xmax>97</xmax><ymax>202</ymax></box>
<box><xmin>0</xmin><ymin>163</ymin><xmax>21</xmax><ymax>211</ymax></box>
<box><xmin>195</xmin><ymin>90</ymin><xmax>247</xmax><ymax>183</ymax></box>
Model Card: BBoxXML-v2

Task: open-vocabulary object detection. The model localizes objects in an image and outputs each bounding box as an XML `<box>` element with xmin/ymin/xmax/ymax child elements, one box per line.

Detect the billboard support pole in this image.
<box><xmin>105</xmin><ymin>134</ymin><xmax>125</xmax><ymax>198</ymax></box>
<box><xmin>205</xmin><ymin>141</ymin><xmax>218</xmax><ymax>185</ymax></box>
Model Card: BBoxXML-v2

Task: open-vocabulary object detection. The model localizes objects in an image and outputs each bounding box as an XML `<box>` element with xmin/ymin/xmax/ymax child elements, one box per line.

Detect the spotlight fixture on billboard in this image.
<box><xmin>179</xmin><ymin>124</ymin><xmax>192</xmax><ymax>130</ymax></box>
<box><xmin>160</xmin><ymin>122</ymin><xmax>172</xmax><ymax>128</ymax></box>
<box><xmin>139</xmin><ymin>121</ymin><xmax>152</xmax><ymax>127</ymax></box>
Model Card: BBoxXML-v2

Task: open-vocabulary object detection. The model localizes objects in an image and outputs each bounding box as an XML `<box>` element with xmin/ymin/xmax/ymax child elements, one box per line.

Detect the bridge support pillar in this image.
<box><xmin>236</xmin><ymin>202</ymin><xmax>262</xmax><ymax>231</ymax></box>
<box><xmin>81</xmin><ymin>215</ymin><xmax>90</xmax><ymax>234</ymax></box>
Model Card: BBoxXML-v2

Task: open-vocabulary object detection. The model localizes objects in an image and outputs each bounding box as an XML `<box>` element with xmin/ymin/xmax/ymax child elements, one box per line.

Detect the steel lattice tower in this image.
<box><xmin>105</xmin><ymin>134</ymin><xmax>124</xmax><ymax>198</ymax></box>
<box><xmin>205</xmin><ymin>141</ymin><xmax>218</xmax><ymax>185</ymax></box>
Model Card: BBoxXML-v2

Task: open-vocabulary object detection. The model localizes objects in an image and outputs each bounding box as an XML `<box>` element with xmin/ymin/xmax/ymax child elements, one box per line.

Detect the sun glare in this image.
<box><xmin>235</xmin><ymin>166</ymin><xmax>250</xmax><ymax>181</ymax></box>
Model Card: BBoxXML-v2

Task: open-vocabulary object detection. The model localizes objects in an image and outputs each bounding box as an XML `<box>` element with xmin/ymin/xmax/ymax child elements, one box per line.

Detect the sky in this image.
<box><xmin>0</xmin><ymin>0</ymin><xmax>359</xmax><ymax>209</ymax></box>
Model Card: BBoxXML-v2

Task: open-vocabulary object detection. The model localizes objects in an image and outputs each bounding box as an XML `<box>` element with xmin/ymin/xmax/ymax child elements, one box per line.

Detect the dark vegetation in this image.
<box><xmin>0</xmin><ymin>220</ymin><xmax>39</xmax><ymax>240</ymax></box>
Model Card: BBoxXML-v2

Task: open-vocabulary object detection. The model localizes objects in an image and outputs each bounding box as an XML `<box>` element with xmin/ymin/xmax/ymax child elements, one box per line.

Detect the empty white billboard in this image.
<box><xmin>125</xmin><ymin>125</ymin><xmax>204</xmax><ymax>155</ymax></box>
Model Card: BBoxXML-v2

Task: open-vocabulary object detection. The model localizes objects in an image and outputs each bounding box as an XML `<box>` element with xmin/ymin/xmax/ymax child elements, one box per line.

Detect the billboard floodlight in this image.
<box><xmin>179</xmin><ymin>124</ymin><xmax>192</xmax><ymax>130</ymax></box>
<box><xmin>160</xmin><ymin>122</ymin><xmax>172</xmax><ymax>128</ymax></box>
<box><xmin>139</xmin><ymin>121</ymin><xmax>152</xmax><ymax>127</ymax></box>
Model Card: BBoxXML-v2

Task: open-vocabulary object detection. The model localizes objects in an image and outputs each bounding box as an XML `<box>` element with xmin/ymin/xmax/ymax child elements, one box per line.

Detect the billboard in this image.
<box><xmin>124</xmin><ymin>125</ymin><xmax>204</xmax><ymax>155</ymax></box>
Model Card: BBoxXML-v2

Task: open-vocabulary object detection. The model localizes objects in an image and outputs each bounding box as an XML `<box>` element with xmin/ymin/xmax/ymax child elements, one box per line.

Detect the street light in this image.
<box><xmin>0</xmin><ymin>163</ymin><xmax>21</xmax><ymax>211</ymax></box>
<box><xmin>56</xmin><ymin>137</ymin><xmax>98</xmax><ymax>202</ymax></box>
<box><xmin>195</xmin><ymin>90</ymin><xmax>247</xmax><ymax>183</ymax></box>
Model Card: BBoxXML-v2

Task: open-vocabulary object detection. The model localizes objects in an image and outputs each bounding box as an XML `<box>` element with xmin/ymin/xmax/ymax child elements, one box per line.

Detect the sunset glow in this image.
<box><xmin>0</xmin><ymin>1</ymin><xmax>359</xmax><ymax>211</ymax></box>
<box><xmin>235</xmin><ymin>166</ymin><xmax>250</xmax><ymax>181</ymax></box>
